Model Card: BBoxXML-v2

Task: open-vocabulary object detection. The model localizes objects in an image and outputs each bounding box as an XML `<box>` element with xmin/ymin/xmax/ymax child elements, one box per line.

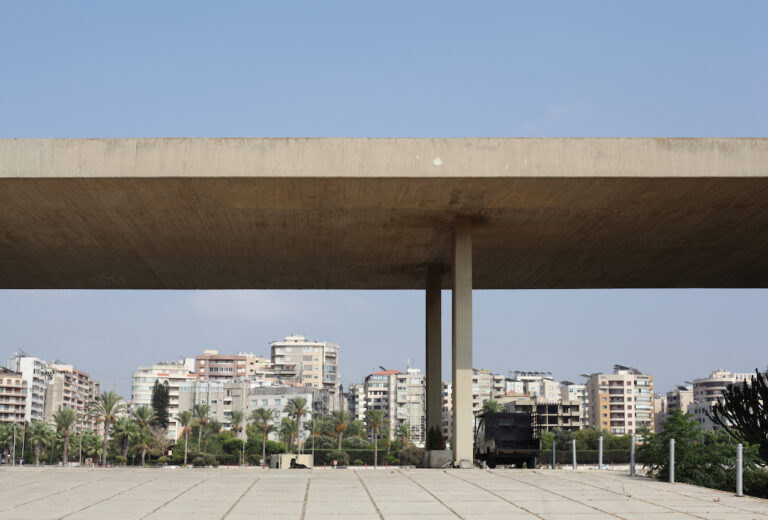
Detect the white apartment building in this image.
<box><xmin>586</xmin><ymin>365</ymin><xmax>654</xmax><ymax>435</ymax></box>
<box><xmin>687</xmin><ymin>369</ymin><xmax>752</xmax><ymax>430</ymax></box>
<box><xmin>43</xmin><ymin>363</ymin><xmax>100</xmax><ymax>432</ymax></box>
<box><xmin>0</xmin><ymin>367</ymin><xmax>27</xmax><ymax>424</ymax></box>
<box><xmin>132</xmin><ymin>359</ymin><xmax>196</xmax><ymax>439</ymax></box>
<box><xmin>507</xmin><ymin>371</ymin><xmax>560</xmax><ymax>402</ymax></box>
<box><xmin>472</xmin><ymin>369</ymin><xmax>506</xmax><ymax>414</ymax></box>
<box><xmin>560</xmin><ymin>381</ymin><xmax>589</xmax><ymax>427</ymax></box>
<box><xmin>271</xmin><ymin>335</ymin><xmax>340</xmax><ymax>411</ymax></box>
<box><xmin>347</xmin><ymin>383</ymin><xmax>366</xmax><ymax>422</ymax></box>
<box><xmin>362</xmin><ymin>368</ymin><xmax>426</xmax><ymax>444</ymax></box>
<box><xmin>442</xmin><ymin>381</ymin><xmax>452</xmax><ymax>442</ymax></box>
<box><xmin>6</xmin><ymin>351</ymin><xmax>47</xmax><ymax>423</ymax></box>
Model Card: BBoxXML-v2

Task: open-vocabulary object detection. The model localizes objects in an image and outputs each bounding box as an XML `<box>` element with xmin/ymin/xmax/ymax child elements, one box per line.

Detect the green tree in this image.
<box><xmin>28</xmin><ymin>421</ymin><xmax>54</xmax><ymax>466</ymax></box>
<box><xmin>345</xmin><ymin>419</ymin><xmax>366</xmax><ymax>439</ymax></box>
<box><xmin>132</xmin><ymin>405</ymin><xmax>156</xmax><ymax>466</ymax></box>
<box><xmin>251</xmin><ymin>408</ymin><xmax>277</xmax><ymax>468</ymax></box>
<box><xmin>283</xmin><ymin>397</ymin><xmax>309</xmax><ymax>452</ymax></box>
<box><xmin>110</xmin><ymin>415</ymin><xmax>138</xmax><ymax>460</ymax></box>
<box><xmin>150</xmin><ymin>380</ymin><xmax>171</xmax><ymax>430</ymax></box>
<box><xmin>0</xmin><ymin>424</ymin><xmax>13</xmax><ymax>464</ymax></box>
<box><xmin>193</xmin><ymin>404</ymin><xmax>211</xmax><ymax>450</ymax></box>
<box><xmin>365</xmin><ymin>409</ymin><xmax>386</xmax><ymax>468</ymax></box>
<box><xmin>52</xmin><ymin>407</ymin><xmax>78</xmax><ymax>465</ymax></box>
<box><xmin>90</xmin><ymin>391</ymin><xmax>126</xmax><ymax>466</ymax></box>
<box><xmin>482</xmin><ymin>399</ymin><xmax>503</xmax><ymax>413</ymax></box>
<box><xmin>708</xmin><ymin>369</ymin><xmax>768</xmax><ymax>462</ymax></box>
<box><xmin>175</xmin><ymin>410</ymin><xmax>193</xmax><ymax>465</ymax></box>
<box><xmin>397</xmin><ymin>423</ymin><xmax>411</xmax><ymax>448</ymax></box>
<box><xmin>330</xmin><ymin>410</ymin><xmax>350</xmax><ymax>451</ymax></box>
<box><xmin>280</xmin><ymin>418</ymin><xmax>298</xmax><ymax>453</ymax></box>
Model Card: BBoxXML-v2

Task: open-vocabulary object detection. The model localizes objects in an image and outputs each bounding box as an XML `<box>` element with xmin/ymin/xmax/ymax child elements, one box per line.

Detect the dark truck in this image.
<box><xmin>474</xmin><ymin>411</ymin><xmax>541</xmax><ymax>468</ymax></box>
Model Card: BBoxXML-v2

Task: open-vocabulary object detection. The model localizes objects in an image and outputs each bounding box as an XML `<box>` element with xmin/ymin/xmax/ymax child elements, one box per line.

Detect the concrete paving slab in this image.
<box><xmin>1</xmin><ymin>467</ymin><xmax>768</xmax><ymax>520</ymax></box>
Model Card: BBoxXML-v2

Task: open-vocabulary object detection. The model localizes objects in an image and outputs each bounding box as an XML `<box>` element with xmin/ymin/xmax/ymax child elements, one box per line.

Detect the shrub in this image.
<box><xmin>247</xmin><ymin>453</ymin><xmax>262</xmax><ymax>466</ymax></box>
<box><xmin>342</xmin><ymin>437</ymin><xmax>371</xmax><ymax>449</ymax></box>
<box><xmin>325</xmin><ymin>450</ymin><xmax>350</xmax><ymax>467</ymax></box>
<box><xmin>114</xmin><ymin>455</ymin><xmax>127</xmax><ymax>466</ymax></box>
<box><xmin>192</xmin><ymin>454</ymin><xmax>220</xmax><ymax>468</ymax></box>
<box><xmin>192</xmin><ymin>456</ymin><xmax>206</xmax><ymax>467</ymax></box>
<box><xmin>385</xmin><ymin>454</ymin><xmax>399</xmax><ymax>466</ymax></box>
<box><xmin>157</xmin><ymin>456</ymin><xmax>169</xmax><ymax>466</ymax></box>
<box><xmin>352</xmin><ymin>459</ymin><xmax>365</xmax><ymax>466</ymax></box>
<box><xmin>425</xmin><ymin>426</ymin><xmax>446</xmax><ymax>451</ymax></box>
<box><xmin>399</xmin><ymin>445</ymin><xmax>424</xmax><ymax>466</ymax></box>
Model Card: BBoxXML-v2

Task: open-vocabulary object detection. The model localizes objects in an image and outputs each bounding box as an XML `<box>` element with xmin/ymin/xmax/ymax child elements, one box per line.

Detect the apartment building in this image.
<box><xmin>502</xmin><ymin>397</ymin><xmax>582</xmax><ymax>432</ymax></box>
<box><xmin>0</xmin><ymin>367</ymin><xmax>27</xmax><ymax>424</ymax></box>
<box><xmin>347</xmin><ymin>383</ymin><xmax>366</xmax><ymax>422</ymax></box>
<box><xmin>507</xmin><ymin>371</ymin><xmax>560</xmax><ymax>402</ymax></box>
<box><xmin>560</xmin><ymin>381</ymin><xmax>589</xmax><ymax>426</ymax></box>
<box><xmin>132</xmin><ymin>359</ymin><xmax>196</xmax><ymax>439</ymax></box>
<box><xmin>362</xmin><ymin>368</ymin><xmax>426</xmax><ymax>444</ymax></box>
<box><xmin>196</xmin><ymin>350</ymin><xmax>249</xmax><ymax>382</ymax></box>
<box><xmin>270</xmin><ymin>335</ymin><xmax>340</xmax><ymax>410</ymax></box>
<box><xmin>653</xmin><ymin>393</ymin><xmax>668</xmax><ymax>432</ymax></box>
<box><xmin>472</xmin><ymin>369</ymin><xmax>506</xmax><ymax>414</ymax></box>
<box><xmin>688</xmin><ymin>369</ymin><xmax>752</xmax><ymax>430</ymax></box>
<box><xmin>586</xmin><ymin>365</ymin><xmax>654</xmax><ymax>435</ymax></box>
<box><xmin>177</xmin><ymin>381</ymin><xmax>316</xmax><ymax>444</ymax></box>
<box><xmin>43</xmin><ymin>363</ymin><xmax>100</xmax><ymax>431</ymax></box>
<box><xmin>442</xmin><ymin>381</ymin><xmax>452</xmax><ymax>442</ymax></box>
<box><xmin>6</xmin><ymin>351</ymin><xmax>47</xmax><ymax>423</ymax></box>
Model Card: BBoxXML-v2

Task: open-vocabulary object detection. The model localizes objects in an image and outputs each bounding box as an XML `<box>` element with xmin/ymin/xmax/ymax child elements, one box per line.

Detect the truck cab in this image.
<box><xmin>475</xmin><ymin>411</ymin><xmax>541</xmax><ymax>468</ymax></box>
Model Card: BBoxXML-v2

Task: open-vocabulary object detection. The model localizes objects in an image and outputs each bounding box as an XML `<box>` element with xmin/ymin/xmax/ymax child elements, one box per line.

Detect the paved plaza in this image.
<box><xmin>1</xmin><ymin>467</ymin><xmax>767</xmax><ymax>520</ymax></box>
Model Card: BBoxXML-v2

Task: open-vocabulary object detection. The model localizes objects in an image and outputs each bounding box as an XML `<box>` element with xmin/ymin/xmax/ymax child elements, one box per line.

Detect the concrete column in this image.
<box><xmin>452</xmin><ymin>218</ymin><xmax>473</xmax><ymax>465</ymax></box>
<box><xmin>425</xmin><ymin>264</ymin><xmax>442</xmax><ymax>434</ymax></box>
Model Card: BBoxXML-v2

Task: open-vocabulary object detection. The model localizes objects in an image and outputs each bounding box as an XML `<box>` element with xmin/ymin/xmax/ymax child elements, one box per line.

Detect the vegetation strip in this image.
<box><xmin>541</xmin><ymin>471</ymin><xmax>708</xmax><ymax>520</ymax></box>
<box><xmin>140</xmin><ymin>477</ymin><xmax>210</xmax><ymax>519</ymax></box>
<box><xmin>396</xmin><ymin>469</ymin><xmax>464</xmax><ymax>519</ymax></box>
<box><xmin>299</xmin><ymin>473</ymin><xmax>311</xmax><ymax>520</ymax></box>
<box><xmin>58</xmin><ymin>477</ymin><xmax>159</xmax><ymax>520</ymax></box>
<box><xmin>485</xmin><ymin>470</ymin><xmax>628</xmax><ymax>520</ymax></box>
<box><xmin>353</xmin><ymin>470</ymin><xmax>385</xmax><ymax>520</ymax></box>
<box><xmin>221</xmin><ymin>477</ymin><xmax>261</xmax><ymax>520</ymax></box>
<box><xmin>442</xmin><ymin>470</ymin><xmax>546</xmax><ymax>520</ymax></box>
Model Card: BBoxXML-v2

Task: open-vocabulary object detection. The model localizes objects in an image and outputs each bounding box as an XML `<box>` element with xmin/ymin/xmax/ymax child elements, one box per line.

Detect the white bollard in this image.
<box><xmin>598</xmin><ymin>435</ymin><xmax>603</xmax><ymax>469</ymax></box>
<box><xmin>669</xmin><ymin>438</ymin><xmax>675</xmax><ymax>484</ymax></box>
<box><xmin>572</xmin><ymin>439</ymin><xmax>577</xmax><ymax>470</ymax></box>
<box><xmin>736</xmin><ymin>443</ymin><xmax>743</xmax><ymax>497</ymax></box>
<box><xmin>630</xmin><ymin>435</ymin><xmax>636</xmax><ymax>476</ymax></box>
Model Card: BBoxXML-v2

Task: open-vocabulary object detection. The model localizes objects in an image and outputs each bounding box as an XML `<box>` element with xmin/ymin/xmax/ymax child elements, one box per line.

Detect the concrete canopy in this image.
<box><xmin>1</xmin><ymin>138</ymin><xmax>768</xmax><ymax>290</ymax></box>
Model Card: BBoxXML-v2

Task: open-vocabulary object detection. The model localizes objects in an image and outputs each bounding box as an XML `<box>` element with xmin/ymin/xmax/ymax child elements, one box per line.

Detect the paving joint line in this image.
<box><xmin>484</xmin><ymin>470</ymin><xmax>628</xmax><ymax>520</ymax></box>
<box><xmin>221</xmin><ymin>477</ymin><xmax>260</xmax><ymax>520</ymax></box>
<box><xmin>538</xmin><ymin>471</ymin><xmax>707</xmax><ymax>520</ymax></box>
<box><xmin>58</xmin><ymin>477</ymin><xmax>159</xmax><ymax>519</ymax></box>
<box><xmin>442</xmin><ymin>470</ymin><xmax>547</xmax><ymax>520</ymax></box>
<box><xmin>396</xmin><ymin>469</ymin><xmax>464</xmax><ymax>519</ymax></box>
<box><xmin>7</xmin><ymin>478</ymin><xmax>94</xmax><ymax>511</ymax></box>
<box><xmin>140</xmin><ymin>477</ymin><xmax>211</xmax><ymax>519</ymax></box>
<box><xmin>300</xmin><ymin>471</ymin><xmax>312</xmax><ymax>520</ymax></box>
<box><xmin>569</xmin><ymin>471</ymin><xmax>766</xmax><ymax>516</ymax></box>
<box><xmin>353</xmin><ymin>469</ymin><xmax>385</xmax><ymax>520</ymax></box>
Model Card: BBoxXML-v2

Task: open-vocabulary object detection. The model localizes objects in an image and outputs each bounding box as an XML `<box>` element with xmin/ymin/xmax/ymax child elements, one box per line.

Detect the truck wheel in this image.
<box><xmin>487</xmin><ymin>455</ymin><xmax>497</xmax><ymax>469</ymax></box>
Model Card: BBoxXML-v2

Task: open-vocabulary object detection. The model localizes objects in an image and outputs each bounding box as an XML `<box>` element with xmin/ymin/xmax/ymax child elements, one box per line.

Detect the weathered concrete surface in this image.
<box><xmin>1</xmin><ymin>138</ymin><xmax>768</xmax><ymax>289</ymax></box>
<box><xmin>1</xmin><ymin>467</ymin><xmax>767</xmax><ymax>520</ymax></box>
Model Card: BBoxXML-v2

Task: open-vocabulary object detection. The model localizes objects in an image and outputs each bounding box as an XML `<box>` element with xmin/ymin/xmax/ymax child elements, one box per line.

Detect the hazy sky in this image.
<box><xmin>1</xmin><ymin>2</ymin><xmax>767</xmax><ymax>398</ymax></box>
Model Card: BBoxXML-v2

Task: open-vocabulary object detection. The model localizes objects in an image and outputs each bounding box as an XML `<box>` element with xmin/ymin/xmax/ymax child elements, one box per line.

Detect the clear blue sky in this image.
<box><xmin>1</xmin><ymin>2</ymin><xmax>767</xmax><ymax>397</ymax></box>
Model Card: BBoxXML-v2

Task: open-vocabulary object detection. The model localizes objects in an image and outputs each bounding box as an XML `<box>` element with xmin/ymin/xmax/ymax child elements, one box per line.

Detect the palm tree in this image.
<box><xmin>111</xmin><ymin>416</ymin><xmax>138</xmax><ymax>462</ymax></box>
<box><xmin>330</xmin><ymin>410</ymin><xmax>350</xmax><ymax>451</ymax></box>
<box><xmin>90</xmin><ymin>391</ymin><xmax>126</xmax><ymax>466</ymax></box>
<box><xmin>28</xmin><ymin>421</ymin><xmax>54</xmax><ymax>466</ymax></box>
<box><xmin>397</xmin><ymin>423</ymin><xmax>410</xmax><ymax>448</ymax></box>
<box><xmin>228</xmin><ymin>410</ymin><xmax>246</xmax><ymax>464</ymax></box>
<box><xmin>131</xmin><ymin>405</ymin><xmax>156</xmax><ymax>467</ymax></box>
<box><xmin>365</xmin><ymin>409</ymin><xmax>386</xmax><ymax>468</ymax></box>
<box><xmin>483</xmin><ymin>399</ymin><xmax>502</xmax><ymax>413</ymax></box>
<box><xmin>175</xmin><ymin>411</ymin><xmax>193</xmax><ymax>465</ymax></box>
<box><xmin>283</xmin><ymin>397</ymin><xmax>309</xmax><ymax>453</ymax></box>
<box><xmin>251</xmin><ymin>408</ymin><xmax>276</xmax><ymax>468</ymax></box>
<box><xmin>192</xmin><ymin>404</ymin><xmax>211</xmax><ymax>450</ymax></box>
<box><xmin>280</xmin><ymin>418</ymin><xmax>298</xmax><ymax>453</ymax></box>
<box><xmin>52</xmin><ymin>407</ymin><xmax>78</xmax><ymax>465</ymax></box>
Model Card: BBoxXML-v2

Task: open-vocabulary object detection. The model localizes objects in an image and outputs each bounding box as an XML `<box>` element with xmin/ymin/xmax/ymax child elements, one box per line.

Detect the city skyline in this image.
<box><xmin>1</xmin><ymin>289</ymin><xmax>766</xmax><ymax>399</ymax></box>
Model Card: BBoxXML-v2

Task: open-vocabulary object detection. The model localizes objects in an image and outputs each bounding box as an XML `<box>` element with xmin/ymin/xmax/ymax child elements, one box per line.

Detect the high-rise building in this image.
<box><xmin>270</xmin><ymin>335</ymin><xmax>340</xmax><ymax>411</ymax></box>
<box><xmin>502</xmin><ymin>397</ymin><xmax>582</xmax><ymax>432</ymax></box>
<box><xmin>560</xmin><ymin>381</ymin><xmax>589</xmax><ymax>427</ymax></box>
<box><xmin>687</xmin><ymin>369</ymin><xmax>752</xmax><ymax>430</ymax></box>
<box><xmin>0</xmin><ymin>367</ymin><xmax>27</xmax><ymax>424</ymax></box>
<box><xmin>6</xmin><ymin>351</ymin><xmax>47</xmax><ymax>423</ymax></box>
<box><xmin>667</xmin><ymin>385</ymin><xmax>693</xmax><ymax>414</ymax></box>
<box><xmin>586</xmin><ymin>365</ymin><xmax>654</xmax><ymax>435</ymax></box>
<box><xmin>132</xmin><ymin>359</ymin><xmax>196</xmax><ymax>439</ymax></box>
<box><xmin>360</xmin><ymin>367</ymin><xmax>426</xmax><ymax>444</ymax></box>
<box><xmin>653</xmin><ymin>393</ymin><xmax>668</xmax><ymax>432</ymax></box>
<box><xmin>347</xmin><ymin>383</ymin><xmax>366</xmax><ymax>422</ymax></box>
<box><xmin>43</xmin><ymin>363</ymin><xmax>100</xmax><ymax>431</ymax></box>
<box><xmin>471</xmin><ymin>369</ymin><xmax>506</xmax><ymax>414</ymax></box>
<box><xmin>442</xmin><ymin>381</ymin><xmax>452</xmax><ymax>442</ymax></box>
<box><xmin>195</xmin><ymin>350</ymin><xmax>248</xmax><ymax>382</ymax></box>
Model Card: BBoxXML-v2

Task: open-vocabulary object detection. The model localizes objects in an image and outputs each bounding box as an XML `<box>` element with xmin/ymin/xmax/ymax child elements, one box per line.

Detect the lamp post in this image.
<box><xmin>12</xmin><ymin>422</ymin><xmax>17</xmax><ymax>467</ymax></box>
